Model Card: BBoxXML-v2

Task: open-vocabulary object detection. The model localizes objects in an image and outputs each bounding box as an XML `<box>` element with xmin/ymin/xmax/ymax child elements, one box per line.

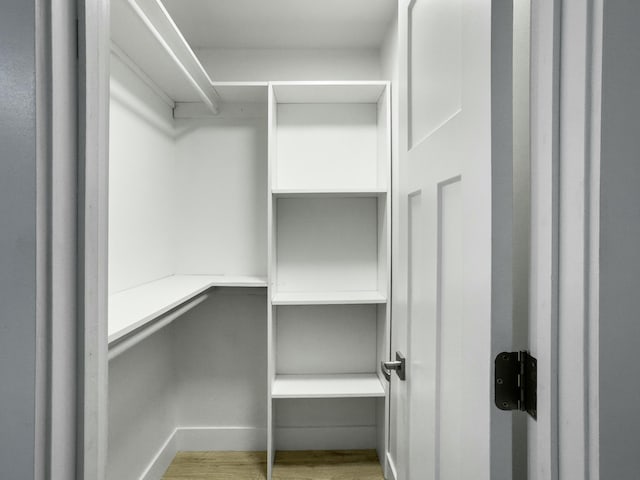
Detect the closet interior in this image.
<box><xmin>107</xmin><ymin>0</ymin><xmax>397</xmax><ymax>478</ymax></box>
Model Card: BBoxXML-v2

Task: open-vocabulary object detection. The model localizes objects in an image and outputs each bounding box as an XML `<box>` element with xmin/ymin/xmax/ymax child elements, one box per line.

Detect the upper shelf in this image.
<box><xmin>112</xmin><ymin>0</ymin><xmax>223</xmax><ymax>111</ymax></box>
<box><xmin>109</xmin><ymin>274</ymin><xmax>267</xmax><ymax>344</ymax></box>
<box><xmin>271</xmin><ymin>81</ymin><xmax>388</xmax><ymax>104</ymax></box>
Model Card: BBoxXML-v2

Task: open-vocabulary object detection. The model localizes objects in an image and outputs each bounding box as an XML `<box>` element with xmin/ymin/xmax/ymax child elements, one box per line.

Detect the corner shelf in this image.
<box><xmin>109</xmin><ymin>274</ymin><xmax>267</xmax><ymax>345</ymax></box>
<box><xmin>271</xmin><ymin>291</ymin><xmax>387</xmax><ymax>306</ymax></box>
<box><xmin>272</xmin><ymin>374</ymin><xmax>385</xmax><ymax>399</ymax></box>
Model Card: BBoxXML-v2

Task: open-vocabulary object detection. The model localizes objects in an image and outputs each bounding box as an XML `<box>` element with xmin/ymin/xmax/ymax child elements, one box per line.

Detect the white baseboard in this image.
<box><xmin>385</xmin><ymin>451</ymin><xmax>398</xmax><ymax>480</ymax></box>
<box><xmin>139</xmin><ymin>426</ymin><xmax>266</xmax><ymax>480</ymax></box>
<box><xmin>275</xmin><ymin>426</ymin><xmax>377</xmax><ymax>450</ymax></box>
<box><xmin>140</xmin><ymin>430</ymin><xmax>178</xmax><ymax>480</ymax></box>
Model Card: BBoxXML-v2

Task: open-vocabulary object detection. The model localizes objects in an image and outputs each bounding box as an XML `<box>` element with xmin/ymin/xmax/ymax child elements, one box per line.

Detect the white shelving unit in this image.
<box><xmin>106</xmin><ymin>2</ymin><xmax>394</xmax><ymax>478</ymax></box>
<box><xmin>109</xmin><ymin>0</ymin><xmax>270</xmax><ymax>356</ymax></box>
<box><xmin>267</xmin><ymin>81</ymin><xmax>391</xmax><ymax>477</ymax></box>
<box><xmin>111</xmin><ymin>0</ymin><xmax>269</xmax><ymax>110</ymax></box>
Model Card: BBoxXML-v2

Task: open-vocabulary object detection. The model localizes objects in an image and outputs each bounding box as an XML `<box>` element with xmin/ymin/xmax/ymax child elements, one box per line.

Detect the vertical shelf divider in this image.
<box><xmin>266</xmin><ymin>84</ymin><xmax>277</xmax><ymax>480</ymax></box>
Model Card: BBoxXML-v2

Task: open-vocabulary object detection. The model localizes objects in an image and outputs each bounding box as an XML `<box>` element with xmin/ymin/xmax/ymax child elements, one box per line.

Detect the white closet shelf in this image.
<box><xmin>272</xmin><ymin>291</ymin><xmax>387</xmax><ymax>305</ymax></box>
<box><xmin>271</xmin><ymin>81</ymin><xmax>389</xmax><ymax>104</ymax></box>
<box><xmin>272</xmin><ymin>374</ymin><xmax>385</xmax><ymax>398</ymax></box>
<box><xmin>272</xmin><ymin>188</ymin><xmax>387</xmax><ymax>198</ymax></box>
<box><xmin>111</xmin><ymin>0</ymin><xmax>219</xmax><ymax>111</ymax></box>
<box><xmin>109</xmin><ymin>274</ymin><xmax>267</xmax><ymax>344</ymax></box>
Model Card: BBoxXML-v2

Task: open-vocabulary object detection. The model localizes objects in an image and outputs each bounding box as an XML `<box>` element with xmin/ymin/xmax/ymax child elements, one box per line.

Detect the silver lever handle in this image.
<box><xmin>380</xmin><ymin>352</ymin><xmax>406</xmax><ymax>381</ymax></box>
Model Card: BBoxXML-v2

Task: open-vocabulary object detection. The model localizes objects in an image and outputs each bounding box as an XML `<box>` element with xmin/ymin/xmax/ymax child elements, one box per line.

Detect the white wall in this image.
<box><xmin>108</xmin><ymin>327</ymin><xmax>177</xmax><ymax>480</ymax></box>
<box><xmin>599</xmin><ymin>2</ymin><xmax>640</xmax><ymax>477</ymax></box>
<box><xmin>173</xmin><ymin>289</ymin><xmax>267</xmax><ymax>437</ymax></box>
<box><xmin>196</xmin><ymin>48</ymin><xmax>382</xmax><ymax>81</ymax></box>
<box><xmin>275</xmin><ymin>398</ymin><xmax>379</xmax><ymax>450</ymax></box>
<box><xmin>109</xmin><ymin>52</ymin><xmax>177</xmax><ymax>294</ymax></box>
<box><xmin>174</xmin><ymin>113</ymin><xmax>267</xmax><ymax>276</ymax></box>
<box><xmin>107</xmin><ymin>53</ymin><xmax>179</xmax><ymax>479</ymax></box>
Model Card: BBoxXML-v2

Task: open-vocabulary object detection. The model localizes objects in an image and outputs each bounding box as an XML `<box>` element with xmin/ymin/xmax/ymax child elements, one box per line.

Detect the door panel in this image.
<box><xmin>389</xmin><ymin>1</ymin><xmax>513</xmax><ymax>479</ymax></box>
<box><xmin>408</xmin><ymin>0</ymin><xmax>462</xmax><ymax>146</ymax></box>
<box><xmin>438</xmin><ymin>178</ymin><xmax>463</xmax><ymax>480</ymax></box>
<box><xmin>407</xmin><ymin>190</ymin><xmax>431</xmax><ymax>479</ymax></box>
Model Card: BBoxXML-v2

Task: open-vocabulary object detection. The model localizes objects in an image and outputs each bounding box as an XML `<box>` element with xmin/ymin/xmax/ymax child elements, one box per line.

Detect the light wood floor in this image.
<box><xmin>162</xmin><ymin>450</ymin><xmax>384</xmax><ymax>480</ymax></box>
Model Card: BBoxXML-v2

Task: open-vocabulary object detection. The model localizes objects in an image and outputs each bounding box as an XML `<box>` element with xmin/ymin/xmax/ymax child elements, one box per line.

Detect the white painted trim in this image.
<box><xmin>139</xmin><ymin>430</ymin><xmax>178</xmax><ymax>480</ymax></box>
<box><xmin>529</xmin><ymin>1</ymin><xmax>561</xmax><ymax>479</ymax></box>
<box><xmin>555</xmin><ymin>1</ymin><xmax>604</xmax><ymax>478</ymax></box>
<box><xmin>385</xmin><ymin>451</ymin><xmax>398</xmax><ymax>480</ymax></box>
<box><xmin>558</xmin><ymin>1</ymin><xmax>592</xmax><ymax>477</ymax></box>
<box><xmin>77</xmin><ymin>0</ymin><xmax>110</xmax><ymax>478</ymax></box>
<box><xmin>47</xmin><ymin>0</ymin><xmax>80</xmax><ymax>477</ymax></box>
<box><xmin>139</xmin><ymin>427</ymin><xmax>268</xmax><ymax>480</ymax></box>
<box><xmin>266</xmin><ymin>84</ymin><xmax>276</xmax><ymax>480</ymax></box>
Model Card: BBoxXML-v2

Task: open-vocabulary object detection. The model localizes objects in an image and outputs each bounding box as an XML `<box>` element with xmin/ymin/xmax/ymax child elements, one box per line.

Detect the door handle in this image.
<box><xmin>381</xmin><ymin>352</ymin><xmax>406</xmax><ymax>381</ymax></box>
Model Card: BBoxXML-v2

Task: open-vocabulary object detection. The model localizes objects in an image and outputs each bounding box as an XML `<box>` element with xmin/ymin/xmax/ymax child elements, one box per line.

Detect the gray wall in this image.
<box><xmin>0</xmin><ymin>0</ymin><xmax>40</xmax><ymax>478</ymax></box>
<box><xmin>599</xmin><ymin>1</ymin><xmax>640</xmax><ymax>477</ymax></box>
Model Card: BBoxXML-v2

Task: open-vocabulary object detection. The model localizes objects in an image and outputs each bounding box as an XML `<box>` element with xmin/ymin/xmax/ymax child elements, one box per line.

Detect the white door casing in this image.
<box><xmin>389</xmin><ymin>1</ymin><xmax>514</xmax><ymax>479</ymax></box>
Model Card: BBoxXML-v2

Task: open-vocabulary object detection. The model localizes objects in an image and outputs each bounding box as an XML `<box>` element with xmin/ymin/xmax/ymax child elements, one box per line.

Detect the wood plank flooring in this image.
<box><xmin>162</xmin><ymin>450</ymin><xmax>384</xmax><ymax>480</ymax></box>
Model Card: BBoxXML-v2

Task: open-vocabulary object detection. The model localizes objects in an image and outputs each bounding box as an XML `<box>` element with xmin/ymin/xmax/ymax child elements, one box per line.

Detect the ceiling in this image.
<box><xmin>162</xmin><ymin>0</ymin><xmax>397</xmax><ymax>49</ymax></box>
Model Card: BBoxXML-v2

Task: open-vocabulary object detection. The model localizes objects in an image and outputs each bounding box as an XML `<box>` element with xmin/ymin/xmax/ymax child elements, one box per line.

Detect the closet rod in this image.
<box><xmin>108</xmin><ymin>291</ymin><xmax>211</xmax><ymax>360</ymax></box>
<box><xmin>111</xmin><ymin>42</ymin><xmax>175</xmax><ymax>109</ymax></box>
<box><xmin>124</xmin><ymin>0</ymin><xmax>220</xmax><ymax>114</ymax></box>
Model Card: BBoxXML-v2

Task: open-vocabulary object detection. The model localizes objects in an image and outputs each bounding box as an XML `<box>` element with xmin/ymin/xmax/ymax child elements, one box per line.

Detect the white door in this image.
<box><xmin>387</xmin><ymin>1</ymin><xmax>514</xmax><ymax>479</ymax></box>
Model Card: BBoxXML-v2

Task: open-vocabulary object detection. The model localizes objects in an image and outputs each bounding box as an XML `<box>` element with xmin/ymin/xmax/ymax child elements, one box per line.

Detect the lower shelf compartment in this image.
<box><xmin>272</xmin><ymin>374</ymin><xmax>385</xmax><ymax>399</ymax></box>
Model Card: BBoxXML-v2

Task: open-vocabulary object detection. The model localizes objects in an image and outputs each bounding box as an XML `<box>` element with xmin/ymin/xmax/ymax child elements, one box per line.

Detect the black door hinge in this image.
<box><xmin>494</xmin><ymin>351</ymin><xmax>537</xmax><ymax>420</ymax></box>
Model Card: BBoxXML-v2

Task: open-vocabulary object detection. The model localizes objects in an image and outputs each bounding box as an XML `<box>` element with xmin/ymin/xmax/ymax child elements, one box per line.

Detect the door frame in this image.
<box><xmin>529</xmin><ymin>0</ymin><xmax>602</xmax><ymax>478</ymax></box>
<box><xmin>556</xmin><ymin>0</ymin><xmax>602</xmax><ymax>478</ymax></box>
<box><xmin>77</xmin><ymin>0</ymin><xmax>110</xmax><ymax>479</ymax></box>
